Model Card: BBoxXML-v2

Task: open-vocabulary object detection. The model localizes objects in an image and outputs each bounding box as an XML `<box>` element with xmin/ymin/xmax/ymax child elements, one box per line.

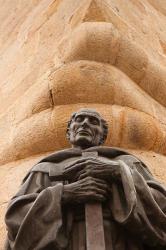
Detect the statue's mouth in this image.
<box><xmin>76</xmin><ymin>129</ymin><xmax>92</xmax><ymax>137</ymax></box>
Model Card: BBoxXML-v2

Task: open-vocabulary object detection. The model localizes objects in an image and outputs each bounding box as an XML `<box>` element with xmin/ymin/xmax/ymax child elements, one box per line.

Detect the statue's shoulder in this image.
<box><xmin>114</xmin><ymin>154</ymin><xmax>140</xmax><ymax>165</ymax></box>
<box><xmin>103</xmin><ymin>147</ymin><xmax>154</xmax><ymax>180</ymax></box>
<box><xmin>93</xmin><ymin>146</ymin><xmax>149</xmax><ymax>169</ymax></box>
<box><xmin>23</xmin><ymin>148</ymin><xmax>81</xmax><ymax>182</ymax></box>
<box><xmin>39</xmin><ymin>148</ymin><xmax>82</xmax><ymax>163</ymax></box>
<box><xmin>90</xmin><ymin>146</ymin><xmax>140</xmax><ymax>163</ymax></box>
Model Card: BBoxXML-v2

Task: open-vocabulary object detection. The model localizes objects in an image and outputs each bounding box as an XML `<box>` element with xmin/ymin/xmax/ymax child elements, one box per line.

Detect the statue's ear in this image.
<box><xmin>66</xmin><ymin>112</ymin><xmax>76</xmax><ymax>141</ymax></box>
<box><xmin>101</xmin><ymin>119</ymin><xmax>108</xmax><ymax>145</ymax></box>
<box><xmin>66</xmin><ymin>129</ymin><xmax>70</xmax><ymax>141</ymax></box>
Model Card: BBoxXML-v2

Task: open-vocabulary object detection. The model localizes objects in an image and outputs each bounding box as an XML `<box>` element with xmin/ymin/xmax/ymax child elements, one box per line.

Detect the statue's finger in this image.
<box><xmin>79</xmin><ymin>169</ymin><xmax>104</xmax><ymax>179</ymax></box>
<box><xmin>65</xmin><ymin>157</ymin><xmax>95</xmax><ymax>169</ymax></box>
<box><xmin>86</xmin><ymin>159</ymin><xmax>105</xmax><ymax>165</ymax></box>
<box><xmin>88</xmin><ymin>186</ymin><xmax>107</xmax><ymax>195</ymax></box>
<box><xmin>80</xmin><ymin>169</ymin><xmax>98</xmax><ymax>179</ymax></box>
<box><xmin>94</xmin><ymin>179</ymin><xmax>110</xmax><ymax>191</ymax></box>
<box><xmin>74</xmin><ymin>169</ymin><xmax>86</xmax><ymax>180</ymax></box>
<box><xmin>78</xmin><ymin>172</ymin><xmax>88</xmax><ymax>180</ymax></box>
<box><xmin>65</xmin><ymin>161</ymin><xmax>86</xmax><ymax>173</ymax></box>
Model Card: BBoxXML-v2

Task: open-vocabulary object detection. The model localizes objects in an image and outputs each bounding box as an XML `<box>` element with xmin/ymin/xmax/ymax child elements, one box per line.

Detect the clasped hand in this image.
<box><xmin>62</xmin><ymin>158</ymin><xmax>120</xmax><ymax>205</ymax></box>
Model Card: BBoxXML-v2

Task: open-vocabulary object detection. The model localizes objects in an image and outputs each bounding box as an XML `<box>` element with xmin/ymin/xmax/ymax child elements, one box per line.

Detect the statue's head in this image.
<box><xmin>66</xmin><ymin>108</ymin><xmax>108</xmax><ymax>149</ymax></box>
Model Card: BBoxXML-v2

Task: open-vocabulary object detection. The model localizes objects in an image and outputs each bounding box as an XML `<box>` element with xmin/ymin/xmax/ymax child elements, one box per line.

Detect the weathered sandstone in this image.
<box><xmin>0</xmin><ymin>0</ymin><xmax>166</xmax><ymax>247</ymax></box>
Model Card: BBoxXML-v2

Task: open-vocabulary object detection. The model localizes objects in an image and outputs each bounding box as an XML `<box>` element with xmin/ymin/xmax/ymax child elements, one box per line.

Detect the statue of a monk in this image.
<box><xmin>5</xmin><ymin>108</ymin><xmax>166</xmax><ymax>250</ymax></box>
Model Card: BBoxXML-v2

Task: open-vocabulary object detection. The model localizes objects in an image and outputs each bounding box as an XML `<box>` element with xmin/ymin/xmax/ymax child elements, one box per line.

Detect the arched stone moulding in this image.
<box><xmin>58</xmin><ymin>22</ymin><xmax>166</xmax><ymax>107</ymax></box>
<box><xmin>49</xmin><ymin>60</ymin><xmax>166</xmax><ymax>124</ymax></box>
<box><xmin>0</xmin><ymin>104</ymin><xmax>166</xmax><ymax>165</ymax></box>
<box><xmin>1</xmin><ymin>60</ymin><xmax>166</xmax><ymax>135</ymax></box>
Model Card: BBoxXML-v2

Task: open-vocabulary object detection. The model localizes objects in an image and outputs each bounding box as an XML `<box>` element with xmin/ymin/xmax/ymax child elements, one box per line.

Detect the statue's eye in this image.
<box><xmin>89</xmin><ymin>117</ymin><xmax>100</xmax><ymax>125</ymax></box>
<box><xmin>75</xmin><ymin>116</ymin><xmax>84</xmax><ymax>122</ymax></box>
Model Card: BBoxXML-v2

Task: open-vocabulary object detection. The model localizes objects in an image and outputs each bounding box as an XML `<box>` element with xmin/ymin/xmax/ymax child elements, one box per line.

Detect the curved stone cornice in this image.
<box><xmin>59</xmin><ymin>22</ymin><xmax>166</xmax><ymax>107</ymax></box>
<box><xmin>0</xmin><ymin>103</ymin><xmax>166</xmax><ymax>165</ymax></box>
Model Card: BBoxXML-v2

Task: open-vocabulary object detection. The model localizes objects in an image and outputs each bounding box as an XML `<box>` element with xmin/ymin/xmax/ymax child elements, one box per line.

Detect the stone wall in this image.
<box><xmin>0</xmin><ymin>0</ymin><xmax>166</xmax><ymax>247</ymax></box>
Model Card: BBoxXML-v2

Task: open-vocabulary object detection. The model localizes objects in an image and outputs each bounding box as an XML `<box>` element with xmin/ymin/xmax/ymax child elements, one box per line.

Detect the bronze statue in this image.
<box><xmin>5</xmin><ymin>108</ymin><xmax>166</xmax><ymax>249</ymax></box>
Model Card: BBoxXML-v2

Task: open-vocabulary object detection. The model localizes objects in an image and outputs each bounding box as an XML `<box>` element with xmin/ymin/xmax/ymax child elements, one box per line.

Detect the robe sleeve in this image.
<box><xmin>5</xmin><ymin>171</ymin><xmax>68</xmax><ymax>250</ymax></box>
<box><xmin>110</xmin><ymin>159</ymin><xmax>166</xmax><ymax>248</ymax></box>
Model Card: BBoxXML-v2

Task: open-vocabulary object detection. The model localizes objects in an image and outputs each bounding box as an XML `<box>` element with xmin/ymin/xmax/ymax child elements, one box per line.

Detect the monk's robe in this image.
<box><xmin>5</xmin><ymin>147</ymin><xmax>166</xmax><ymax>250</ymax></box>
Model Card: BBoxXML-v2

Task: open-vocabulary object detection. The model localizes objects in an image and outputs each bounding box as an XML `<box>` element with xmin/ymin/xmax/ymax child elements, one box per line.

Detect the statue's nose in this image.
<box><xmin>82</xmin><ymin>118</ymin><xmax>89</xmax><ymax>127</ymax></box>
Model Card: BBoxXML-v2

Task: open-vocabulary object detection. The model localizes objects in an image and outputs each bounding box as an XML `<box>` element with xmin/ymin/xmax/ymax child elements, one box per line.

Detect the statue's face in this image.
<box><xmin>69</xmin><ymin>112</ymin><xmax>104</xmax><ymax>148</ymax></box>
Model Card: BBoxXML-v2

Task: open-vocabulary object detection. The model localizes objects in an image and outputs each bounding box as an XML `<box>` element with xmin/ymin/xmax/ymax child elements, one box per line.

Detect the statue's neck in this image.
<box><xmin>72</xmin><ymin>144</ymin><xmax>95</xmax><ymax>150</ymax></box>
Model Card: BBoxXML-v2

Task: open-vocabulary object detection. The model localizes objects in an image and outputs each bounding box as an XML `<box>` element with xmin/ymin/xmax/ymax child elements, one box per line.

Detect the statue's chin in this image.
<box><xmin>74</xmin><ymin>135</ymin><xmax>94</xmax><ymax>148</ymax></box>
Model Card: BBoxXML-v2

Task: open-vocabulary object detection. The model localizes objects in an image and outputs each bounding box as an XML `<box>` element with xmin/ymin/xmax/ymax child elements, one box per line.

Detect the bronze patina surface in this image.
<box><xmin>5</xmin><ymin>109</ymin><xmax>166</xmax><ymax>250</ymax></box>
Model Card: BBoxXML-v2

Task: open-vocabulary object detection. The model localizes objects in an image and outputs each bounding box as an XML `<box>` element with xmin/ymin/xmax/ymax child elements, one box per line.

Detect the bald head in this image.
<box><xmin>66</xmin><ymin>108</ymin><xmax>108</xmax><ymax>148</ymax></box>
